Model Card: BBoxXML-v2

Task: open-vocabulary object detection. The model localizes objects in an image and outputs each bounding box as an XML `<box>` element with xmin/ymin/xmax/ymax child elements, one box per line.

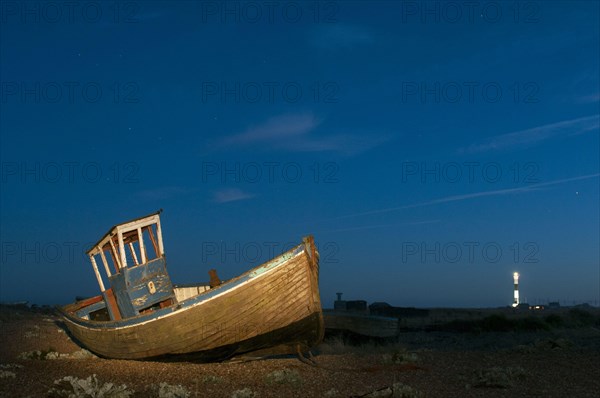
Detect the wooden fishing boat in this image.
<box><xmin>58</xmin><ymin>211</ymin><xmax>324</xmax><ymax>361</ymax></box>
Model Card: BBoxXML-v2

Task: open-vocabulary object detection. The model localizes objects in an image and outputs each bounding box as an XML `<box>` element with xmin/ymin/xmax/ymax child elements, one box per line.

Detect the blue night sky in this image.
<box><xmin>1</xmin><ymin>1</ymin><xmax>598</xmax><ymax>308</ymax></box>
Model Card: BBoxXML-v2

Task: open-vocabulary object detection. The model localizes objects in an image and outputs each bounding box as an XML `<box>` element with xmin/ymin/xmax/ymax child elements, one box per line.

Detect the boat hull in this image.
<box><xmin>59</xmin><ymin>241</ymin><xmax>323</xmax><ymax>360</ymax></box>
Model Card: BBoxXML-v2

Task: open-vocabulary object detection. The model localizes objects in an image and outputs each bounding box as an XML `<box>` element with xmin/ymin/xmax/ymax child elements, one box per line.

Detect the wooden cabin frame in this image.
<box><xmin>87</xmin><ymin>212</ymin><xmax>164</xmax><ymax>286</ymax></box>
<box><xmin>85</xmin><ymin>211</ymin><xmax>175</xmax><ymax>320</ymax></box>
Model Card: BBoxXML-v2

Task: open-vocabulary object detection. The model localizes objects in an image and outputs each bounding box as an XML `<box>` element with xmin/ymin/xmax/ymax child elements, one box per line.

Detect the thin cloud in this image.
<box><xmin>219</xmin><ymin>112</ymin><xmax>390</xmax><ymax>155</ymax></box>
<box><xmin>578</xmin><ymin>93</ymin><xmax>600</xmax><ymax>103</ymax></box>
<box><xmin>212</xmin><ymin>188</ymin><xmax>256</xmax><ymax>203</ymax></box>
<box><xmin>332</xmin><ymin>173</ymin><xmax>600</xmax><ymax>220</ymax></box>
<box><xmin>221</xmin><ymin>113</ymin><xmax>320</xmax><ymax>146</ymax></box>
<box><xmin>460</xmin><ymin>115</ymin><xmax>599</xmax><ymax>154</ymax></box>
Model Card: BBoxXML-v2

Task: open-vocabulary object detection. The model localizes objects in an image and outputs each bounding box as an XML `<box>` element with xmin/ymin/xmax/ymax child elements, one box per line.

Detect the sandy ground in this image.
<box><xmin>1</xmin><ymin>305</ymin><xmax>599</xmax><ymax>397</ymax></box>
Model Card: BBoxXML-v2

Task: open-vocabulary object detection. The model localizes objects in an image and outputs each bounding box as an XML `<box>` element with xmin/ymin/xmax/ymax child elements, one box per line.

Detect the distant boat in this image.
<box><xmin>58</xmin><ymin>211</ymin><xmax>323</xmax><ymax>361</ymax></box>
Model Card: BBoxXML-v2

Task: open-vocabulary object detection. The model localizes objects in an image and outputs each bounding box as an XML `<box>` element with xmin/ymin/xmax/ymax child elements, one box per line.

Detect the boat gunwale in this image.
<box><xmin>59</xmin><ymin>241</ymin><xmax>314</xmax><ymax>330</ymax></box>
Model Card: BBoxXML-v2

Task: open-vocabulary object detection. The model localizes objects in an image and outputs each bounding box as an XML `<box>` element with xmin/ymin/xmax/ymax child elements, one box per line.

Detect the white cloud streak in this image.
<box><xmin>219</xmin><ymin>112</ymin><xmax>389</xmax><ymax>155</ymax></box>
<box><xmin>221</xmin><ymin>113</ymin><xmax>320</xmax><ymax>146</ymax></box>
<box><xmin>212</xmin><ymin>188</ymin><xmax>256</xmax><ymax>203</ymax></box>
<box><xmin>460</xmin><ymin>115</ymin><xmax>599</xmax><ymax>154</ymax></box>
<box><xmin>333</xmin><ymin>173</ymin><xmax>600</xmax><ymax>220</ymax></box>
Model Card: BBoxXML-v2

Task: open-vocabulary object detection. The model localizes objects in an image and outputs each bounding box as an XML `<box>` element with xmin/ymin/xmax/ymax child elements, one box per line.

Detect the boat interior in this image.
<box><xmin>66</xmin><ymin>285</ymin><xmax>213</xmax><ymax>321</ymax></box>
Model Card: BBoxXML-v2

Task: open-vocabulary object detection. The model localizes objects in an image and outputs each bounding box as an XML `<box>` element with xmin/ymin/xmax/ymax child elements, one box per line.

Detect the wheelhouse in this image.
<box><xmin>83</xmin><ymin>211</ymin><xmax>176</xmax><ymax>321</ymax></box>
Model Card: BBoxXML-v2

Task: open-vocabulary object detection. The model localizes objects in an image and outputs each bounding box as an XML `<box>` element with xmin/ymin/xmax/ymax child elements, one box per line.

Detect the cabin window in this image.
<box><xmin>141</xmin><ymin>225</ymin><xmax>160</xmax><ymax>260</ymax></box>
<box><xmin>100</xmin><ymin>245</ymin><xmax>119</xmax><ymax>274</ymax></box>
<box><xmin>102</xmin><ymin>224</ymin><xmax>162</xmax><ymax>270</ymax></box>
<box><xmin>87</xmin><ymin>216</ymin><xmax>164</xmax><ymax>286</ymax></box>
<box><xmin>110</xmin><ymin>223</ymin><xmax>162</xmax><ymax>270</ymax></box>
<box><xmin>89</xmin><ymin>252</ymin><xmax>109</xmax><ymax>282</ymax></box>
<box><xmin>124</xmin><ymin>239</ymin><xmax>142</xmax><ymax>267</ymax></box>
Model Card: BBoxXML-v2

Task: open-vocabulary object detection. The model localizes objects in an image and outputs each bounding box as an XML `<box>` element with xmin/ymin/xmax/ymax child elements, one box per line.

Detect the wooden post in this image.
<box><xmin>90</xmin><ymin>256</ymin><xmax>105</xmax><ymax>292</ymax></box>
<box><xmin>156</xmin><ymin>220</ymin><xmax>165</xmax><ymax>256</ymax></box>
<box><xmin>109</xmin><ymin>238</ymin><xmax>121</xmax><ymax>271</ymax></box>
<box><xmin>128</xmin><ymin>242</ymin><xmax>139</xmax><ymax>266</ymax></box>
<box><xmin>147</xmin><ymin>226</ymin><xmax>159</xmax><ymax>257</ymax></box>
<box><xmin>118</xmin><ymin>231</ymin><xmax>127</xmax><ymax>269</ymax></box>
<box><xmin>137</xmin><ymin>227</ymin><xmax>146</xmax><ymax>264</ymax></box>
<box><xmin>98</xmin><ymin>247</ymin><xmax>111</xmax><ymax>277</ymax></box>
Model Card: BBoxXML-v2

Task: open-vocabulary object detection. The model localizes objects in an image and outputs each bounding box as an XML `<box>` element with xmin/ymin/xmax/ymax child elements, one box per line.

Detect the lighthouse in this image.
<box><xmin>512</xmin><ymin>272</ymin><xmax>520</xmax><ymax>307</ymax></box>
